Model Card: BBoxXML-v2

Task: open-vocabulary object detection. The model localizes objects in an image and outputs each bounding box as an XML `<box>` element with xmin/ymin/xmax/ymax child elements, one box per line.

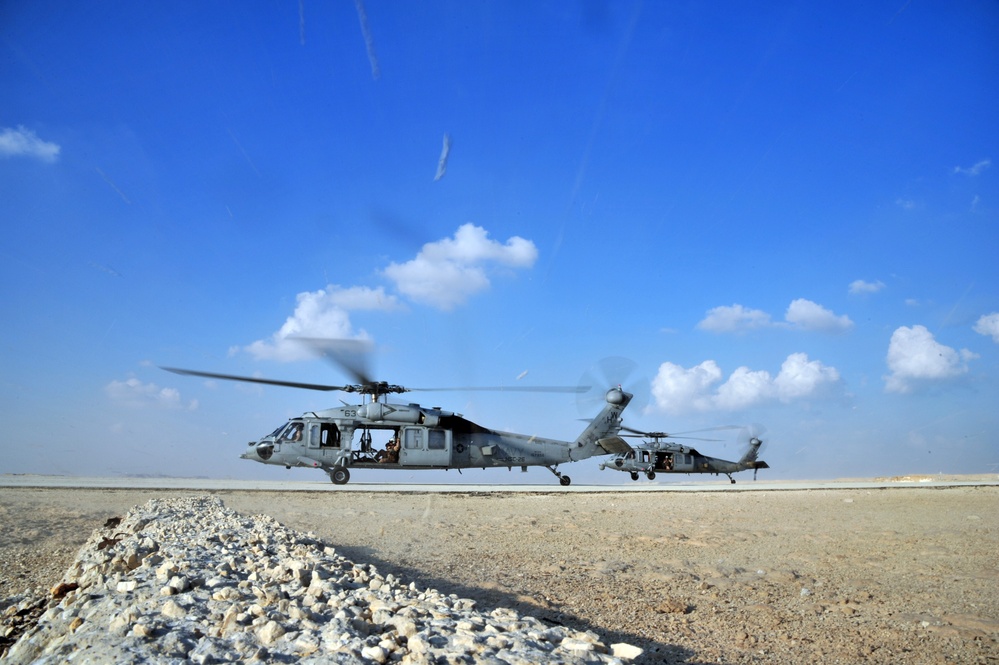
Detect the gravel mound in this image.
<box><xmin>5</xmin><ymin>497</ymin><xmax>640</xmax><ymax>664</ymax></box>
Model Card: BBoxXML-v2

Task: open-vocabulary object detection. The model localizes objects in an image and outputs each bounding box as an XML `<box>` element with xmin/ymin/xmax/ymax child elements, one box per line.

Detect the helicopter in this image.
<box><xmin>598</xmin><ymin>426</ymin><xmax>769</xmax><ymax>483</ymax></box>
<box><xmin>162</xmin><ymin>339</ymin><xmax>634</xmax><ymax>486</ymax></box>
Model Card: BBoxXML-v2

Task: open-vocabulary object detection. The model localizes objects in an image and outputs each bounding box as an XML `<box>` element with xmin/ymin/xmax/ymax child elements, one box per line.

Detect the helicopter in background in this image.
<box><xmin>599</xmin><ymin>426</ymin><xmax>769</xmax><ymax>483</ymax></box>
<box><xmin>162</xmin><ymin>339</ymin><xmax>634</xmax><ymax>486</ymax></box>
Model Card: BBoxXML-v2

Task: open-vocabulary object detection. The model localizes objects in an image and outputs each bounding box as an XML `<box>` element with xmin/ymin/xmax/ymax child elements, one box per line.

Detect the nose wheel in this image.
<box><xmin>547</xmin><ymin>466</ymin><xmax>571</xmax><ymax>486</ymax></box>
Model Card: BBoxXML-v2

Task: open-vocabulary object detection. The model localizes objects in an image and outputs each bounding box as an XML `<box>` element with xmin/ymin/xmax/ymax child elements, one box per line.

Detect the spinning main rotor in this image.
<box><xmin>162</xmin><ymin>338</ymin><xmax>587</xmax><ymax>401</ymax></box>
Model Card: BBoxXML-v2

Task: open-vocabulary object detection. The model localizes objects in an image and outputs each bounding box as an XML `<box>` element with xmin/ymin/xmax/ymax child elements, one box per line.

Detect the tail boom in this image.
<box><xmin>572</xmin><ymin>388</ymin><xmax>633</xmax><ymax>460</ymax></box>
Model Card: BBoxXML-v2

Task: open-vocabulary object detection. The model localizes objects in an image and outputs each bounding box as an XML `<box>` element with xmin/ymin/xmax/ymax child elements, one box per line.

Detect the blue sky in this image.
<box><xmin>2</xmin><ymin>1</ymin><xmax>997</xmax><ymax>483</ymax></box>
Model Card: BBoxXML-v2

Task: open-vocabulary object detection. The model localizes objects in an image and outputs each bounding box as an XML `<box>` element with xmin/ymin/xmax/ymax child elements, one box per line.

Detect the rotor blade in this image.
<box><xmin>291</xmin><ymin>337</ymin><xmax>375</xmax><ymax>386</ymax></box>
<box><xmin>620</xmin><ymin>427</ymin><xmax>722</xmax><ymax>442</ymax></box>
<box><xmin>577</xmin><ymin>356</ymin><xmax>649</xmax><ymax>415</ymax></box>
<box><xmin>161</xmin><ymin>367</ymin><xmax>351</xmax><ymax>392</ymax></box>
<box><xmin>670</xmin><ymin>426</ymin><xmax>744</xmax><ymax>435</ymax></box>
<box><xmin>739</xmin><ymin>423</ymin><xmax>768</xmax><ymax>442</ymax></box>
<box><xmin>410</xmin><ymin>385</ymin><xmax>591</xmax><ymax>394</ymax></box>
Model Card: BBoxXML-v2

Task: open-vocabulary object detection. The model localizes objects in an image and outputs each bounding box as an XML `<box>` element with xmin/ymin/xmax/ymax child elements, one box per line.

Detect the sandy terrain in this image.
<box><xmin>2</xmin><ymin>484</ymin><xmax>997</xmax><ymax>664</ymax></box>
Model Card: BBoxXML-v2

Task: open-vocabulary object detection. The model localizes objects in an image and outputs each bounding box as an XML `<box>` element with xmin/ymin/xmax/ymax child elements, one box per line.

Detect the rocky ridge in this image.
<box><xmin>5</xmin><ymin>497</ymin><xmax>641</xmax><ymax>664</ymax></box>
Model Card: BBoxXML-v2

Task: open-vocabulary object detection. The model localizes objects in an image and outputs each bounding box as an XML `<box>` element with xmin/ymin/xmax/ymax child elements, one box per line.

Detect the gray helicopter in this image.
<box><xmin>162</xmin><ymin>339</ymin><xmax>634</xmax><ymax>486</ymax></box>
<box><xmin>598</xmin><ymin>426</ymin><xmax>769</xmax><ymax>483</ymax></box>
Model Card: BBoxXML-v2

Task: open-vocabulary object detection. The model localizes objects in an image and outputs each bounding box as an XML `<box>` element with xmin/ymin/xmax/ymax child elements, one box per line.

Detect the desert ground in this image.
<box><xmin>2</xmin><ymin>481</ymin><xmax>997</xmax><ymax>664</ymax></box>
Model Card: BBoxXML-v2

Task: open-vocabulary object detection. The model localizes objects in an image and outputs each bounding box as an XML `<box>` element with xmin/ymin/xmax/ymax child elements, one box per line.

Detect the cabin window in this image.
<box><xmin>428</xmin><ymin>429</ymin><xmax>446</xmax><ymax>450</ymax></box>
<box><xmin>404</xmin><ymin>429</ymin><xmax>423</xmax><ymax>449</ymax></box>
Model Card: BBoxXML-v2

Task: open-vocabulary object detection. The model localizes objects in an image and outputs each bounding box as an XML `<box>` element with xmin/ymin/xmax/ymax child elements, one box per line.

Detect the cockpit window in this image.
<box><xmin>282</xmin><ymin>422</ymin><xmax>304</xmax><ymax>441</ymax></box>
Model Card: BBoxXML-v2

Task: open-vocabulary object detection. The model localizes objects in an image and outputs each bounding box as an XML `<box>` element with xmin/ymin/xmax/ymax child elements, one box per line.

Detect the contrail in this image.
<box><xmin>299</xmin><ymin>0</ymin><xmax>306</xmax><ymax>45</ymax></box>
<box><xmin>434</xmin><ymin>133</ymin><xmax>452</xmax><ymax>181</ymax></box>
<box><xmin>95</xmin><ymin>167</ymin><xmax>131</xmax><ymax>204</ymax></box>
<box><xmin>354</xmin><ymin>0</ymin><xmax>380</xmax><ymax>80</ymax></box>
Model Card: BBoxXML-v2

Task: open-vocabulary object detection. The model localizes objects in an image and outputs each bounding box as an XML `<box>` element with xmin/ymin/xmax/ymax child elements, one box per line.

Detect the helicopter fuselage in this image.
<box><xmin>599</xmin><ymin>443</ymin><xmax>768</xmax><ymax>484</ymax></box>
<box><xmin>242</xmin><ymin>390</ymin><xmax>631</xmax><ymax>485</ymax></box>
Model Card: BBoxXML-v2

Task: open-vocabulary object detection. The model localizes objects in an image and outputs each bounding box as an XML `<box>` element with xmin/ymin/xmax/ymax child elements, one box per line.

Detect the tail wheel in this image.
<box><xmin>560</xmin><ymin>475</ymin><xmax>571</xmax><ymax>486</ymax></box>
<box><xmin>330</xmin><ymin>467</ymin><xmax>350</xmax><ymax>485</ymax></box>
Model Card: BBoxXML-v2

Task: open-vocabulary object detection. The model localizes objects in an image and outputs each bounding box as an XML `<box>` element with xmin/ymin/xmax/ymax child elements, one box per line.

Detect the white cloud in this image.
<box><xmin>696</xmin><ymin>304</ymin><xmax>772</xmax><ymax>333</ymax></box>
<box><xmin>698</xmin><ymin>300</ymin><xmax>852</xmax><ymax>334</ymax></box>
<box><xmin>773</xmin><ymin>352</ymin><xmax>841</xmax><ymax>400</ymax></box>
<box><xmin>106</xmin><ymin>378</ymin><xmax>198</xmax><ymax>410</ymax></box>
<box><xmin>651</xmin><ymin>353</ymin><xmax>840</xmax><ymax>415</ymax></box>
<box><xmin>953</xmin><ymin>158</ymin><xmax>991</xmax><ymax>176</ymax></box>
<box><xmin>785</xmin><ymin>298</ymin><xmax>854</xmax><ymax>332</ymax></box>
<box><xmin>849</xmin><ymin>279</ymin><xmax>885</xmax><ymax>295</ymax></box>
<box><xmin>714</xmin><ymin>366</ymin><xmax>776</xmax><ymax>410</ymax></box>
<box><xmin>244</xmin><ymin>285</ymin><xmax>398</xmax><ymax>361</ymax></box>
<box><xmin>650</xmin><ymin>360</ymin><xmax>724</xmax><ymax>413</ymax></box>
<box><xmin>382</xmin><ymin>223</ymin><xmax>537</xmax><ymax>310</ymax></box>
<box><xmin>973</xmin><ymin>312</ymin><xmax>999</xmax><ymax>343</ymax></box>
<box><xmin>884</xmin><ymin>325</ymin><xmax>976</xmax><ymax>393</ymax></box>
<box><xmin>0</xmin><ymin>125</ymin><xmax>60</xmax><ymax>162</ymax></box>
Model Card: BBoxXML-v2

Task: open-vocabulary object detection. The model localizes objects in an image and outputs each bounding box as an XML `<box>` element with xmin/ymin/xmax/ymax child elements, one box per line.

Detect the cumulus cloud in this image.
<box><xmin>849</xmin><ymin>279</ymin><xmax>885</xmax><ymax>295</ymax></box>
<box><xmin>953</xmin><ymin>158</ymin><xmax>991</xmax><ymax>176</ymax></box>
<box><xmin>244</xmin><ymin>285</ymin><xmax>399</xmax><ymax>361</ymax></box>
<box><xmin>773</xmin><ymin>353</ymin><xmax>842</xmax><ymax>400</ymax></box>
<box><xmin>884</xmin><ymin>325</ymin><xmax>977</xmax><ymax>393</ymax></box>
<box><xmin>697</xmin><ymin>300</ymin><xmax>852</xmax><ymax>334</ymax></box>
<box><xmin>973</xmin><ymin>312</ymin><xmax>999</xmax><ymax>343</ymax></box>
<box><xmin>106</xmin><ymin>378</ymin><xmax>198</xmax><ymax>410</ymax></box>
<box><xmin>785</xmin><ymin>299</ymin><xmax>854</xmax><ymax>332</ymax></box>
<box><xmin>383</xmin><ymin>223</ymin><xmax>537</xmax><ymax>310</ymax></box>
<box><xmin>651</xmin><ymin>353</ymin><xmax>840</xmax><ymax>415</ymax></box>
<box><xmin>240</xmin><ymin>225</ymin><xmax>537</xmax><ymax>362</ymax></box>
<box><xmin>0</xmin><ymin>125</ymin><xmax>60</xmax><ymax>162</ymax></box>
<box><xmin>696</xmin><ymin>305</ymin><xmax>772</xmax><ymax>333</ymax></box>
<box><xmin>650</xmin><ymin>360</ymin><xmax>724</xmax><ymax>413</ymax></box>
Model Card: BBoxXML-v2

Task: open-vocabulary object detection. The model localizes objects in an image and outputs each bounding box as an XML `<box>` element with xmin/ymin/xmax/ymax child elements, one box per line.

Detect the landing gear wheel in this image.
<box><xmin>330</xmin><ymin>467</ymin><xmax>350</xmax><ymax>485</ymax></box>
<box><xmin>646</xmin><ymin>471</ymin><xmax>656</xmax><ymax>480</ymax></box>
<box><xmin>630</xmin><ymin>472</ymin><xmax>639</xmax><ymax>481</ymax></box>
<box><xmin>547</xmin><ymin>465</ymin><xmax>572</xmax><ymax>486</ymax></box>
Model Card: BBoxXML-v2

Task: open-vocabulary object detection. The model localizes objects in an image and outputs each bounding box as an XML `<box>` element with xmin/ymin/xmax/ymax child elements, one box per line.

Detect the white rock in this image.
<box><xmin>361</xmin><ymin>644</ymin><xmax>388</xmax><ymax>663</ymax></box>
<box><xmin>611</xmin><ymin>642</ymin><xmax>644</xmax><ymax>660</ymax></box>
<box><xmin>161</xmin><ymin>599</ymin><xmax>186</xmax><ymax>619</ymax></box>
<box><xmin>257</xmin><ymin>619</ymin><xmax>285</xmax><ymax>645</ymax></box>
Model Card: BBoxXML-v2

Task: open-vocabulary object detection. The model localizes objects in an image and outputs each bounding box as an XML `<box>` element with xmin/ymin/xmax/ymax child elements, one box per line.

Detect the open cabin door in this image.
<box><xmin>399</xmin><ymin>426</ymin><xmax>451</xmax><ymax>466</ymax></box>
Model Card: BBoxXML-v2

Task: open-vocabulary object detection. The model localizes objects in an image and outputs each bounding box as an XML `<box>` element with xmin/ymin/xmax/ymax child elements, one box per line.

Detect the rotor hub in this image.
<box><xmin>605</xmin><ymin>387</ymin><xmax>627</xmax><ymax>405</ymax></box>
